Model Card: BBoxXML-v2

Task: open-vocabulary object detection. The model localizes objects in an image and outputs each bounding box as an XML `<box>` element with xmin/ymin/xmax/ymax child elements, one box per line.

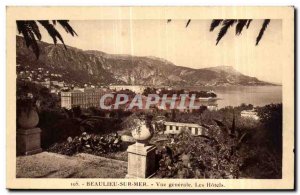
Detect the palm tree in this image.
<box><xmin>167</xmin><ymin>19</ymin><xmax>271</xmax><ymax>45</ymax></box>
<box><xmin>16</xmin><ymin>20</ymin><xmax>77</xmax><ymax>59</ymax></box>
<box><xmin>210</xmin><ymin>19</ymin><xmax>270</xmax><ymax>45</ymax></box>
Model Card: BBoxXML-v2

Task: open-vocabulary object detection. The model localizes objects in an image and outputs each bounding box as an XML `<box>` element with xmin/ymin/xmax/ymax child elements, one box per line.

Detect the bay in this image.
<box><xmin>188</xmin><ymin>85</ymin><xmax>282</xmax><ymax>108</ymax></box>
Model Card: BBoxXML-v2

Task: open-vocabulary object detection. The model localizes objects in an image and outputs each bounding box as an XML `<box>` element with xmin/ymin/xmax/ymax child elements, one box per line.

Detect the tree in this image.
<box><xmin>16</xmin><ymin>20</ymin><xmax>77</xmax><ymax>59</ymax></box>
<box><xmin>167</xmin><ymin>19</ymin><xmax>270</xmax><ymax>45</ymax></box>
<box><xmin>257</xmin><ymin>104</ymin><xmax>282</xmax><ymax>151</ymax></box>
<box><xmin>210</xmin><ymin>19</ymin><xmax>270</xmax><ymax>45</ymax></box>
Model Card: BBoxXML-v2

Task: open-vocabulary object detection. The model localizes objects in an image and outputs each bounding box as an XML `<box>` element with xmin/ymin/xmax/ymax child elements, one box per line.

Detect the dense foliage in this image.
<box><xmin>17</xmin><ymin>79</ymin><xmax>60</xmax><ymax>111</ymax></box>
<box><xmin>48</xmin><ymin>132</ymin><xmax>124</xmax><ymax>156</ymax></box>
<box><xmin>155</xmin><ymin>103</ymin><xmax>282</xmax><ymax>179</ymax></box>
<box><xmin>156</xmin><ymin>131</ymin><xmax>242</xmax><ymax>178</ymax></box>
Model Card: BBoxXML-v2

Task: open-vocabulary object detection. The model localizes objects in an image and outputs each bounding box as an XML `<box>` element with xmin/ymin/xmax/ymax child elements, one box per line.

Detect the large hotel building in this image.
<box><xmin>61</xmin><ymin>88</ymin><xmax>108</xmax><ymax>109</ymax></box>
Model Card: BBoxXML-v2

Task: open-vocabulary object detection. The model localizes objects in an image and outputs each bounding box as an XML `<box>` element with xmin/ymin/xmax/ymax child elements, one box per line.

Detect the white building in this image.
<box><xmin>207</xmin><ymin>103</ymin><xmax>218</xmax><ymax>111</ymax></box>
<box><xmin>61</xmin><ymin>88</ymin><xmax>107</xmax><ymax>109</ymax></box>
<box><xmin>51</xmin><ymin>80</ymin><xmax>59</xmax><ymax>86</ymax></box>
<box><xmin>50</xmin><ymin>88</ymin><xmax>59</xmax><ymax>95</ymax></box>
<box><xmin>57</xmin><ymin>81</ymin><xmax>65</xmax><ymax>88</ymax></box>
<box><xmin>241</xmin><ymin>109</ymin><xmax>259</xmax><ymax>120</ymax></box>
<box><xmin>108</xmin><ymin>85</ymin><xmax>147</xmax><ymax>94</ymax></box>
<box><xmin>164</xmin><ymin>122</ymin><xmax>208</xmax><ymax>136</ymax></box>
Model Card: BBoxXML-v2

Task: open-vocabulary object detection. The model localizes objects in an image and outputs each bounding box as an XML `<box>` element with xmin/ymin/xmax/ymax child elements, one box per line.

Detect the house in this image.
<box><xmin>50</xmin><ymin>88</ymin><xmax>59</xmax><ymax>95</ymax></box>
<box><xmin>207</xmin><ymin>103</ymin><xmax>218</xmax><ymax>111</ymax></box>
<box><xmin>164</xmin><ymin>122</ymin><xmax>208</xmax><ymax>136</ymax></box>
<box><xmin>57</xmin><ymin>81</ymin><xmax>65</xmax><ymax>88</ymax></box>
<box><xmin>51</xmin><ymin>80</ymin><xmax>59</xmax><ymax>86</ymax></box>
<box><xmin>241</xmin><ymin>109</ymin><xmax>259</xmax><ymax>120</ymax></box>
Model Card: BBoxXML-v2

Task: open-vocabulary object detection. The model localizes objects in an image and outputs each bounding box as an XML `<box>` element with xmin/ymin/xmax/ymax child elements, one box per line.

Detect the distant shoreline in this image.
<box><xmin>108</xmin><ymin>84</ymin><xmax>282</xmax><ymax>87</ymax></box>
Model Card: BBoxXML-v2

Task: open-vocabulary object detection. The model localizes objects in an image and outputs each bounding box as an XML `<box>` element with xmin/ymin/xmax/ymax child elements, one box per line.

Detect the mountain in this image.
<box><xmin>16</xmin><ymin>36</ymin><xmax>274</xmax><ymax>87</ymax></box>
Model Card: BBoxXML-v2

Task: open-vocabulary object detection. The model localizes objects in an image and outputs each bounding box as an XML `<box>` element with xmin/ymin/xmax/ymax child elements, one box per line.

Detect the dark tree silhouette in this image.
<box><xmin>210</xmin><ymin>19</ymin><xmax>270</xmax><ymax>45</ymax></box>
<box><xmin>210</xmin><ymin>19</ymin><xmax>223</xmax><ymax>31</ymax></box>
<box><xmin>185</xmin><ymin>19</ymin><xmax>191</xmax><ymax>28</ymax></box>
<box><xmin>16</xmin><ymin>20</ymin><xmax>77</xmax><ymax>59</ymax></box>
<box><xmin>235</xmin><ymin>20</ymin><xmax>248</xmax><ymax>35</ymax></box>
<box><xmin>255</xmin><ymin>19</ymin><xmax>270</xmax><ymax>45</ymax></box>
<box><xmin>167</xmin><ymin>19</ymin><xmax>270</xmax><ymax>45</ymax></box>
<box><xmin>215</xmin><ymin>20</ymin><xmax>236</xmax><ymax>45</ymax></box>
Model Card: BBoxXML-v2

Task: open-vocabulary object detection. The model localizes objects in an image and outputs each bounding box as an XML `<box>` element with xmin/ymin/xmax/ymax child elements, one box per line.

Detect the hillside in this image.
<box><xmin>16</xmin><ymin>36</ymin><xmax>274</xmax><ymax>87</ymax></box>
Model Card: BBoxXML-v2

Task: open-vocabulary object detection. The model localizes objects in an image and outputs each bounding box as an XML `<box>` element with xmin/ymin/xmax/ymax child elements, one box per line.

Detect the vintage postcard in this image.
<box><xmin>6</xmin><ymin>6</ymin><xmax>294</xmax><ymax>190</ymax></box>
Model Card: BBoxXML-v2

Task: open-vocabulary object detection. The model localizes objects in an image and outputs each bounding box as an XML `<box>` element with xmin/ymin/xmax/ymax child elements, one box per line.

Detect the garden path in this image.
<box><xmin>16</xmin><ymin>152</ymin><xmax>127</xmax><ymax>178</ymax></box>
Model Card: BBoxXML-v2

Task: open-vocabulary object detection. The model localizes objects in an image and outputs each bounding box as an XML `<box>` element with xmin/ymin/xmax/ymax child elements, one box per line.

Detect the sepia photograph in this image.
<box><xmin>6</xmin><ymin>6</ymin><xmax>294</xmax><ymax>190</ymax></box>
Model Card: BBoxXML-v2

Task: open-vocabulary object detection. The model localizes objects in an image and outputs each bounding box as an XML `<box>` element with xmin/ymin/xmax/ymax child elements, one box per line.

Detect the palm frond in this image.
<box><xmin>235</xmin><ymin>20</ymin><xmax>248</xmax><ymax>35</ymax></box>
<box><xmin>27</xmin><ymin>21</ymin><xmax>42</xmax><ymax>40</ymax></box>
<box><xmin>27</xmin><ymin>27</ymin><xmax>40</xmax><ymax>58</ymax></box>
<box><xmin>246</xmin><ymin>19</ymin><xmax>252</xmax><ymax>29</ymax></box>
<box><xmin>216</xmin><ymin>20</ymin><xmax>236</xmax><ymax>45</ymax></box>
<box><xmin>57</xmin><ymin>20</ymin><xmax>78</xmax><ymax>36</ymax></box>
<box><xmin>185</xmin><ymin>19</ymin><xmax>191</xmax><ymax>28</ymax></box>
<box><xmin>38</xmin><ymin>20</ymin><xmax>67</xmax><ymax>49</ymax></box>
<box><xmin>210</xmin><ymin>19</ymin><xmax>223</xmax><ymax>31</ymax></box>
<box><xmin>17</xmin><ymin>20</ymin><xmax>77</xmax><ymax>59</ymax></box>
<box><xmin>16</xmin><ymin>21</ymin><xmax>40</xmax><ymax>58</ymax></box>
<box><xmin>256</xmin><ymin>19</ymin><xmax>270</xmax><ymax>45</ymax></box>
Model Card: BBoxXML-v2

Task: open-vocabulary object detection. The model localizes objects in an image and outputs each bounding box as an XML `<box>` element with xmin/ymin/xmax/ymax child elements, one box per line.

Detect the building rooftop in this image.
<box><xmin>164</xmin><ymin>121</ymin><xmax>201</xmax><ymax>128</ymax></box>
<box><xmin>241</xmin><ymin>109</ymin><xmax>258</xmax><ymax>114</ymax></box>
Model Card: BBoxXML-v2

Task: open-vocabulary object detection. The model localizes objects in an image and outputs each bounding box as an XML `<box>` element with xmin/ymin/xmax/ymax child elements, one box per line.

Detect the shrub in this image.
<box><xmin>48</xmin><ymin>132</ymin><xmax>124</xmax><ymax>156</ymax></box>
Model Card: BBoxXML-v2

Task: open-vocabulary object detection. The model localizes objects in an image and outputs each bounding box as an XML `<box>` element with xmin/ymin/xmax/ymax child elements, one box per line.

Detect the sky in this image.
<box><xmin>36</xmin><ymin>19</ymin><xmax>282</xmax><ymax>84</ymax></box>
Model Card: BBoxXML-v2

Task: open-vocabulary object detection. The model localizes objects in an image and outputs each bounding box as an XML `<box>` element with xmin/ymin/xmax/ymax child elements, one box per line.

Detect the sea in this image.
<box><xmin>187</xmin><ymin>85</ymin><xmax>282</xmax><ymax>108</ymax></box>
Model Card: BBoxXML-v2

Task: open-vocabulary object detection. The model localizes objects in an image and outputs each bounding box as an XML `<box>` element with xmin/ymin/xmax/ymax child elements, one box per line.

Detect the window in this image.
<box><xmin>170</xmin><ymin>126</ymin><xmax>173</xmax><ymax>130</ymax></box>
<box><xmin>176</xmin><ymin>126</ymin><xmax>179</xmax><ymax>130</ymax></box>
<box><xmin>195</xmin><ymin>128</ymin><xmax>198</xmax><ymax>135</ymax></box>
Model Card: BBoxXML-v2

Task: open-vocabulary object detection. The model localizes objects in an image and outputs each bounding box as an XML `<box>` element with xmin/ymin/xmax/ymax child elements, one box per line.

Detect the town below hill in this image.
<box><xmin>16</xmin><ymin>36</ymin><xmax>276</xmax><ymax>88</ymax></box>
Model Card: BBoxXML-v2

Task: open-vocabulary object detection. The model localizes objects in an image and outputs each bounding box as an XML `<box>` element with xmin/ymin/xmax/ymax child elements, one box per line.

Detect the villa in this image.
<box><xmin>164</xmin><ymin>122</ymin><xmax>209</xmax><ymax>136</ymax></box>
<box><xmin>241</xmin><ymin>109</ymin><xmax>260</xmax><ymax>120</ymax></box>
